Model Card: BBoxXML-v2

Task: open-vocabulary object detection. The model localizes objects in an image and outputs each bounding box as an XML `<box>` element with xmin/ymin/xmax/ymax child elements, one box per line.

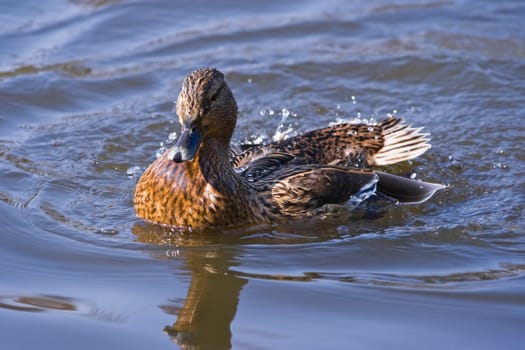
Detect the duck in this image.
<box><xmin>134</xmin><ymin>68</ymin><xmax>444</xmax><ymax>229</ymax></box>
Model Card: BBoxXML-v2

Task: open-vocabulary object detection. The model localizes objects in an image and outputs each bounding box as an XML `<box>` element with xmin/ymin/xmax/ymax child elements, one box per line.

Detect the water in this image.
<box><xmin>1</xmin><ymin>0</ymin><xmax>525</xmax><ymax>349</ymax></box>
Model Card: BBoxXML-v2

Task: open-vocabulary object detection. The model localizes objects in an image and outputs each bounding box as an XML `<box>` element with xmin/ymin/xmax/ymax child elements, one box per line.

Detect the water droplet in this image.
<box><xmin>167</xmin><ymin>132</ymin><xmax>178</xmax><ymax>143</ymax></box>
<box><xmin>247</xmin><ymin>78</ymin><xmax>253</xmax><ymax>83</ymax></box>
<box><xmin>281</xmin><ymin>108</ymin><xmax>290</xmax><ymax>120</ymax></box>
<box><xmin>448</xmin><ymin>155</ymin><xmax>463</xmax><ymax>169</ymax></box>
<box><xmin>156</xmin><ymin>146</ymin><xmax>167</xmax><ymax>158</ymax></box>
<box><xmin>126</xmin><ymin>165</ymin><xmax>142</xmax><ymax>178</ymax></box>
<box><xmin>492</xmin><ymin>162</ymin><xmax>509</xmax><ymax>169</ymax></box>
<box><xmin>410</xmin><ymin>173</ymin><xmax>417</xmax><ymax>179</ymax></box>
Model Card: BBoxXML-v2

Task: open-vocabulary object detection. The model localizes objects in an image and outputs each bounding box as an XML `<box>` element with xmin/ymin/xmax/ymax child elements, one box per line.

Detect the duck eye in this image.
<box><xmin>191</xmin><ymin>126</ymin><xmax>198</xmax><ymax>133</ymax></box>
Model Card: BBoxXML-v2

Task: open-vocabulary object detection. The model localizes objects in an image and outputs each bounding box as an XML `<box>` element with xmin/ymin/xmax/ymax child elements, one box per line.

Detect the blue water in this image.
<box><xmin>1</xmin><ymin>1</ymin><xmax>525</xmax><ymax>349</ymax></box>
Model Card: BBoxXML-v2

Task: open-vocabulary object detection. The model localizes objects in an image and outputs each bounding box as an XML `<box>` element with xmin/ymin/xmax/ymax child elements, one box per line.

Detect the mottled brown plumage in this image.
<box><xmin>134</xmin><ymin>68</ymin><xmax>443</xmax><ymax>229</ymax></box>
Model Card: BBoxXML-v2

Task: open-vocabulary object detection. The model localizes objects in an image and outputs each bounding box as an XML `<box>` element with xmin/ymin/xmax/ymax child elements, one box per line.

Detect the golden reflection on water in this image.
<box><xmin>133</xmin><ymin>223</ymin><xmax>247</xmax><ymax>349</ymax></box>
<box><xmin>164</xmin><ymin>250</ymin><xmax>246</xmax><ymax>349</ymax></box>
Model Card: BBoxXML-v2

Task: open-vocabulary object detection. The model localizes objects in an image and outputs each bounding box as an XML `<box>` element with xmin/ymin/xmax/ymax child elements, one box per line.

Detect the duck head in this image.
<box><xmin>168</xmin><ymin>68</ymin><xmax>238</xmax><ymax>163</ymax></box>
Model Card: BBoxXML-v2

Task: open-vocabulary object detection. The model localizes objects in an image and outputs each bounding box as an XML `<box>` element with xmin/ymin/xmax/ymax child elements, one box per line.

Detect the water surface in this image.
<box><xmin>1</xmin><ymin>0</ymin><xmax>525</xmax><ymax>349</ymax></box>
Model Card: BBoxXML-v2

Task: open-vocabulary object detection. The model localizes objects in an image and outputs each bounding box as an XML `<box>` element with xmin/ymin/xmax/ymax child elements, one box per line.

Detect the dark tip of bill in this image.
<box><xmin>171</xmin><ymin>151</ymin><xmax>183</xmax><ymax>163</ymax></box>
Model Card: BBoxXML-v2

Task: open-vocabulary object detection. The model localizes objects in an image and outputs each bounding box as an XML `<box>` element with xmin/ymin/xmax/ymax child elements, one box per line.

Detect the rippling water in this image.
<box><xmin>1</xmin><ymin>1</ymin><xmax>525</xmax><ymax>349</ymax></box>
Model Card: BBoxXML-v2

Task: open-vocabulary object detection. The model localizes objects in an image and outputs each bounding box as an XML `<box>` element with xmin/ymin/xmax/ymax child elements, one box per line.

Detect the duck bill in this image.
<box><xmin>168</xmin><ymin>127</ymin><xmax>202</xmax><ymax>163</ymax></box>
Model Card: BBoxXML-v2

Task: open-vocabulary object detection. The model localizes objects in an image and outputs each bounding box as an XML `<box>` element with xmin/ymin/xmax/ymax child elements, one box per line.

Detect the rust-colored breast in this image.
<box><xmin>134</xmin><ymin>151</ymin><xmax>262</xmax><ymax>228</ymax></box>
<box><xmin>134</xmin><ymin>152</ymin><xmax>197</xmax><ymax>227</ymax></box>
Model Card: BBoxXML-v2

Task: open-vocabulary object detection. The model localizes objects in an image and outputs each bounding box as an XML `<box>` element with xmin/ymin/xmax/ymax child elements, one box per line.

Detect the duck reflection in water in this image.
<box><xmin>133</xmin><ymin>225</ymin><xmax>248</xmax><ymax>349</ymax></box>
<box><xmin>164</xmin><ymin>252</ymin><xmax>246</xmax><ymax>349</ymax></box>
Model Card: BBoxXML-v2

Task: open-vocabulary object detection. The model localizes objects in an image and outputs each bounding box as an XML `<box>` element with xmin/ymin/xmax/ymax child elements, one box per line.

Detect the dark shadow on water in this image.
<box><xmin>0</xmin><ymin>293</ymin><xmax>124</xmax><ymax>322</ymax></box>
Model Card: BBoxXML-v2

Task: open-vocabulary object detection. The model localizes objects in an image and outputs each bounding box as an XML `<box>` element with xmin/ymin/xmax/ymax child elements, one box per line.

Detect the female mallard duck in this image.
<box><xmin>134</xmin><ymin>68</ymin><xmax>444</xmax><ymax>229</ymax></box>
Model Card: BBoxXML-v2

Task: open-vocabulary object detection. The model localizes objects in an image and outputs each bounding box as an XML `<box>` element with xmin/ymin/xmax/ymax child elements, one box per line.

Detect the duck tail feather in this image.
<box><xmin>376</xmin><ymin>171</ymin><xmax>446</xmax><ymax>203</ymax></box>
<box><xmin>372</xmin><ymin>117</ymin><xmax>431</xmax><ymax>166</ymax></box>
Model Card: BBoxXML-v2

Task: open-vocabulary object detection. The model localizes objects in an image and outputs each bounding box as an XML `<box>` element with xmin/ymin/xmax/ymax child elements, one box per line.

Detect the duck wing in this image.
<box><xmin>253</xmin><ymin>165</ymin><xmax>377</xmax><ymax>217</ymax></box>
<box><xmin>231</xmin><ymin>117</ymin><xmax>431</xmax><ymax>169</ymax></box>
<box><xmin>238</xmin><ymin>151</ymin><xmax>296</xmax><ymax>182</ymax></box>
<box><xmin>232</xmin><ymin>117</ymin><xmax>442</xmax><ymax>213</ymax></box>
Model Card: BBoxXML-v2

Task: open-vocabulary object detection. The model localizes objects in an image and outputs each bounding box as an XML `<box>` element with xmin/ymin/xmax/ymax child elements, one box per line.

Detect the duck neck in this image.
<box><xmin>199</xmin><ymin>138</ymin><xmax>231</xmax><ymax>168</ymax></box>
<box><xmin>196</xmin><ymin>138</ymin><xmax>245</xmax><ymax>191</ymax></box>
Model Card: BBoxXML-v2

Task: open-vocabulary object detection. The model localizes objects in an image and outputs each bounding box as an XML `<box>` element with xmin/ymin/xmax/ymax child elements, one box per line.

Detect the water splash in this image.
<box><xmin>344</xmin><ymin>176</ymin><xmax>379</xmax><ymax>210</ymax></box>
<box><xmin>329</xmin><ymin>116</ymin><xmax>379</xmax><ymax>127</ymax></box>
<box><xmin>272</xmin><ymin>123</ymin><xmax>296</xmax><ymax>142</ymax></box>
<box><xmin>126</xmin><ymin>165</ymin><xmax>142</xmax><ymax>178</ymax></box>
<box><xmin>167</xmin><ymin>131</ymin><xmax>178</xmax><ymax>143</ymax></box>
<box><xmin>156</xmin><ymin>143</ymin><xmax>167</xmax><ymax>158</ymax></box>
<box><xmin>155</xmin><ymin>131</ymin><xmax>178</xmax><ymax>158</ymax></box>
<box><xmin>248</xmin><ymin>107</ymin><xmax>299</xmax><ymax>144</ymax></box>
